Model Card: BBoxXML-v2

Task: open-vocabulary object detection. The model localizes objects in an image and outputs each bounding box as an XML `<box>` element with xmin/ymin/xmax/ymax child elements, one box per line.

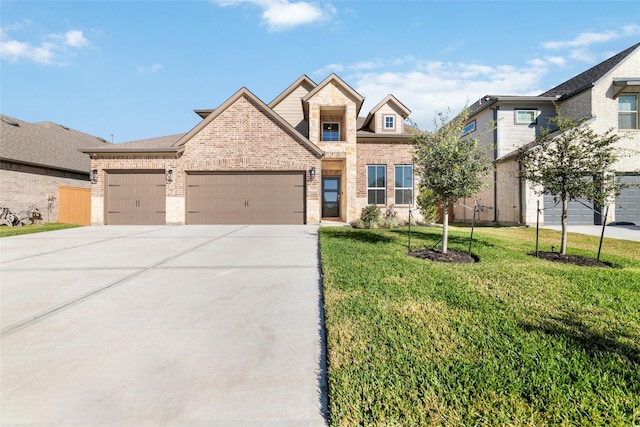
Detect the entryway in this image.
<box><xmin>322</xmin><ymin>177</ymin><xmax>340</xmax><ymax>218</ymax></box>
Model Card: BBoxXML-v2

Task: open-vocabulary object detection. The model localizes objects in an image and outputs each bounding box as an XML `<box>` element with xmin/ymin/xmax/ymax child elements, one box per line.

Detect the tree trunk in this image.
<box><xmin>442</xmin><ymin>200</ymin><xmax>449</xmax><ymax>254</ymax></box>
<box><xmin>560</xmin><ymin>197</ymin><xmax>568</xmax><ymax>255</ymax></box>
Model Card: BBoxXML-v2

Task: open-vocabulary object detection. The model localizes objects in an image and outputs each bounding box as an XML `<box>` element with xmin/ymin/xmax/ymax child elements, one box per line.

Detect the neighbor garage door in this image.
<box><xmin>186</xmin><ymin>172</ymin><xmax>305</xmax><ymax>224</ymax></box>
<box><xmin>616</xmin><ymin>174</ymin><xmax>640</xmax><ymax>225</ymax></box>
<box><xmin>544</xmin><ymin>193</ymin><xmax>595</xmax><ymax>225</ymax></box>
<box><xmin>105</xmin><ymin>171</ymin><xmax>166</xmax><ymax>225</ymax></box>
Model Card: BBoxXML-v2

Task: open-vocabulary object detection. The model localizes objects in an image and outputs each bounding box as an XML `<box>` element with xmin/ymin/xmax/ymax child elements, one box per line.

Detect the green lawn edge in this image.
<box><xmin>319</xmin><ymin>225</ymin><xmax>640</xmax><ymax>426</ymax></box>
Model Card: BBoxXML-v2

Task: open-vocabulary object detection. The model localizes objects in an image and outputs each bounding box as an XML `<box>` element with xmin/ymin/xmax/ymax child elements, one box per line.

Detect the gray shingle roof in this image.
<box><xmin>0</xmin><ymin>115</ymin><xmax>111</xmax><ymax>173</ymax></box>
<box><xmin>541</xmin><ymin>42</ymin><xmax>640</xmax><ymax>98</ymax></box>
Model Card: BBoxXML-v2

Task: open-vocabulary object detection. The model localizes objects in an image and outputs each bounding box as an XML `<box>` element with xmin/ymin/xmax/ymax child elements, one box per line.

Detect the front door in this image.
<box><xmin>322</xmin><ymin>177</ymin><xmax>340</xmax><ymax>218</ymax></box>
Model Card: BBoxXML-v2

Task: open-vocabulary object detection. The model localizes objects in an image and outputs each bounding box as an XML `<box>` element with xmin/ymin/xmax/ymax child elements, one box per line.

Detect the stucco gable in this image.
<box><xmin>174</xmin><ymin>87</ymin><xmax>323</xmax><ymax>158</ymax></box>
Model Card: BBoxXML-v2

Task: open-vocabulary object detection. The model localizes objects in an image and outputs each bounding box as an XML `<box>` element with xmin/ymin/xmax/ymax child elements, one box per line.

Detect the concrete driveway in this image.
<box><xmin>0</xmin><ymin>225</ymin><xmax>327</xmax><ymax>426</ymax></box>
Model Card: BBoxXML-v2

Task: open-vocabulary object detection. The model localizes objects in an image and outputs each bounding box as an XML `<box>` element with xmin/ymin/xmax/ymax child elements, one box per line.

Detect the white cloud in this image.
<box><xmin>0</xmin><ymin>23</ymin><xmax>89</xmax><ymax>65</ymax></box>
<box><xmin>327</xmin><ymin>58</ymin><xmax>548</xmax><ymax>130</ymax></box>
<box><xmin>542</xmin><ymin>24</ymin><xmax>640</xmax><ymax>64</ymax></box>
<box><xmin>212</xmin><ymin>0</ymin><xmax>334</xmax><ymax>31</ymax></box>
<box><xmin>64</xmin><ymin>30</ymin><xmax>89</xmax><ymax>48</ymax></box>
<box><xmin>137</xmin><ymin>63</ymin><xmax>163</xmax><ymax>75</ymax></box>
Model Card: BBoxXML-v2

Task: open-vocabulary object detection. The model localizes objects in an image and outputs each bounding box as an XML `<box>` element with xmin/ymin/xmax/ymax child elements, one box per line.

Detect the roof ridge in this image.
<box><xmin>540</xmin><ymin>42</ymin><xmax>640</xmax><ymax>97</ymax></box>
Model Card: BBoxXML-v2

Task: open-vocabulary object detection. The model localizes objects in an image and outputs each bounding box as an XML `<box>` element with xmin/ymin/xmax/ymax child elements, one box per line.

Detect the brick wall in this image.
<box><xmin>0</xmin><ymin>161</ymin><xmax>89</xmax><ymax>223</ymax></box>
<box><xmin>91</xmin><ymin>94</ymin><xmax>321</xmax><ymax>224</ymax></box>
<box><xmin>356</xmin><ymin>140</ymin><xmax>420</xmax><ymax>220</ymax></box>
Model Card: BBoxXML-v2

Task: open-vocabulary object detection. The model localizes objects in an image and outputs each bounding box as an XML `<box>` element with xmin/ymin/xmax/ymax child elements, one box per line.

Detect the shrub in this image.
<box><xmin>359</xmin><ymin>205</ymin><xmax>381</xmax><ymax>229</ymax></box>
<box><xmin>380</xmin><ymin>205</ymin><xmax>403</xmax><ymax>229</ymax></box>
<box><xmin>416</xmin><ymin>186</ymin><xmax>439</xmax><ymax>224</ymax></box>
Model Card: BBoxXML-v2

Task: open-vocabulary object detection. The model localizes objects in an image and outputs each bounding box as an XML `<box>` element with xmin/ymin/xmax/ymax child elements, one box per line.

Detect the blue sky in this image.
<box><xmin>1</xmin><ymin>1</ymin><xmax>639</xmax><ymax>143</ymax></box>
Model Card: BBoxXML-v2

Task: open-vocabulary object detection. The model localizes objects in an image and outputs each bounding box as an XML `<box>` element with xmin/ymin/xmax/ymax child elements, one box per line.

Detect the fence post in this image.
<box><xmin>597</xmin><ymin>205</ymin><xmax>609</xmax><ymax>262</ymax></box>
<box><xmin>468</xmin><ymin>200</ymin><xmax>477</xmax><ymax>255</ymax></box>
<box><xmin>535</xmin><ymin>200</ymin><xmax>540</xmax><ymax>257</ymax></box>
<box><xmin>407</xmin><ymin>209</ymin><xmax>412</xmax><ymax>255</ymax></box>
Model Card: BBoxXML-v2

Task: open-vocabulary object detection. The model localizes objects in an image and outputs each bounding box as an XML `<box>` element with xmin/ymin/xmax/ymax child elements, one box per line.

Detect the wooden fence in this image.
<box><xmin>58</xmin><ymin>185</ymin><xmax>91</xmax><ymax>225</ymax></box>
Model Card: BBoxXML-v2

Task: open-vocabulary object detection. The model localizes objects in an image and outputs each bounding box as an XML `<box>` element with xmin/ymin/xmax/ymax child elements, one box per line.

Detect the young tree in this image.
<box><xmin>412</xmin><ymin>108</ymin><xmax>490</xmax><ymax>253</ymax></box>
<box><xmin>516</xmin><ymin>113</ymin><xmax>621</xmax><ymax>255</ymax></box>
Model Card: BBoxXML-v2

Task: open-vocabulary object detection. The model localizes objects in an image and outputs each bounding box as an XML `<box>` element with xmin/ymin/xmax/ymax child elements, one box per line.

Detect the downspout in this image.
<box><xmin>493</xmin><ymin>106</ymin><xmax>499</xmax><ymax>223</ymax></box>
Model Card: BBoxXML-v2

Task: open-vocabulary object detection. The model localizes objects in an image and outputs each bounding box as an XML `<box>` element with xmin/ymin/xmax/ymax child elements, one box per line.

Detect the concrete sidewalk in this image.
<box><xmin>1</xmin><ymin>225</ymin><xmax>327</xmax><ymax>426</ymax></box>
<box><xmin>544</xmin><ymin>223</ymin><xmax>640</xmax><ymax>242</ymax></box>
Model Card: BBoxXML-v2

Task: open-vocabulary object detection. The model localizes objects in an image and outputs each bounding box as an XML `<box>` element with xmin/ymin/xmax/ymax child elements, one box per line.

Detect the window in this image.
<box><xmin>367</xmin><ymin>165</ymin><xmax>386</xmax><ymax>205</ymax></box>
<box><xmin>462</xmin><ymin>121</ymin><xmax>476</xmax><ymax>136</ymax></box>
<box><xmin>322</xmin><ymin>122</ymin><xmax>340</xmax><ymax>141</ymax></box>
<box><xmin>619</xmin><ymin>95</ymin><xmax>638</xmax><ymax>129</ymax></box>
<box><xmin>516</xmin><ymin>110</ymin><xmax>536</xmax><ymax>124</ymax></box>
<box><xmin>395</xmin><ymin>165</ymin><xmax>413</xmax><ymax>205</ymax></box>
<box><xmin>384</xmin><ymin>115</ymin><xmax>395</xmax><ymax>130</ymax></box>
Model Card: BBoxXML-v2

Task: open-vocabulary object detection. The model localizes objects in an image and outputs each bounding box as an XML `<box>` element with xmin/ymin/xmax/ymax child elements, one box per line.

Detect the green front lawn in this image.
<box><xmin>319</xmin><ymin>225</ymin><xmax>640</xmax><ymax>426</ymax></box>
<box><xmin>0</xmin><ymin>223</ymin><xmax>83</xmax><ymax>238</ymax></box>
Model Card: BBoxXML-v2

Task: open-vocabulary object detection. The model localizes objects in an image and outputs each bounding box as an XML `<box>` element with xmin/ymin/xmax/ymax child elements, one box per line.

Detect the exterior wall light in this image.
<box><xmin>90</xmin><ymin>169</ymin><xmax>98</xmax><ymax>184</ymax></box>
<box><xmin>166</xmin><ymin>169</ymin><xmax>173</xmax><ymax>183</ymax></box>
<box><xmin>309</xmin><ymin>167</ymin><xmax>316</xmax><ymax>179</ymax></box>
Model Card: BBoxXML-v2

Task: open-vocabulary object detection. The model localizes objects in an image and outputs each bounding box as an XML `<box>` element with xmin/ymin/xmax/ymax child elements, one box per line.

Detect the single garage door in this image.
<box><xmin>616</xmin><ymin>174</ymin><xmax>640</xmax><ymax>225</ymax></box>
<box><xmin>186</xmin><ymin>172</ymin><xmax>305</xmax><ymax>224</ymax></box>
<box><xmin>544</xmin><ymin>193</ymin><xmax>596</xmax><ymax>225</ymax></box>
<box><xmin>105</xmin><ymin>171</ymin><xmax>166</xmax><ymax>225</ymax></box>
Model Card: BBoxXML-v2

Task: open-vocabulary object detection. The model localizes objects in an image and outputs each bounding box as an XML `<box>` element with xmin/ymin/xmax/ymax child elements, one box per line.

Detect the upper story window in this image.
<box><xmin>384</xmin><ymin>115</ymin><xmax>395</xmax><ymax>130</ymax></box>
<box><xmin>462</xmin><ymin>121</ymin><xmax>476</xmax><ymax>136</ymax></box>
<box><xmin>516</xmin><ymin>110</ymin><xmax>537</xmax><ymax>125</ymax></box>
<box><xmin>322</xmin><ymin>122</ymin><xmax>340</xmax><ymax>141</ymax></box>
<box><xmin>394</xmin><ymin>165</ymin><xmax>413</xmax><ymax>205</ymax></box>
<box><xmin>367</xmin><ymin>165</ymin><xmax>386</xmax><ymax>205</ymax></box>
<box><xmin>619</xmin><ymin>95</ymin><xmax>638</xmax><ymax>129</ymax></box>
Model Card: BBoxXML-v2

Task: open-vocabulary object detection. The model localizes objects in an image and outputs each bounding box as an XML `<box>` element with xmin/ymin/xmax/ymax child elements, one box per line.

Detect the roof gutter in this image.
<box><xmin>79</xmin><ymin>147</ymin><xmax>185</xmax><ymax>155</ymax></box>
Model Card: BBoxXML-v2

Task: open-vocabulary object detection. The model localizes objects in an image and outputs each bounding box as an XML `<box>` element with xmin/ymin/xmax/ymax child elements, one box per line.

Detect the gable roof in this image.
<box><xmin>268</xmin><ymin>74</ymin><xmax>317</xmax><ymax>109</ymax></box>
<box><xmin>1</xmin><ymin>114</ymin><xmax>110</xmax><ymax>173</ymax></box>
<box><xmin>173</xmin><ymin>87</ymin><xmax>323</xmax><ymax>158</ymax></box>
<box><xmin>302</xmin><ymin>73</ymin><xmax>365</xmax><ymax>116</ymax></box>
<box><xmin>361</xmin><ymin>94</ymin><xmax>412</xmax><ymax>130</ymax></box>
<box><xmin>541</xmin><ymin>42</ymin><xmax>640</xmax><ymax>99</ymax></box>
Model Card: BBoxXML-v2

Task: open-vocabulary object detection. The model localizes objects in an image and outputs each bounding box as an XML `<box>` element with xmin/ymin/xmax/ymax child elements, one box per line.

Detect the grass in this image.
<box><xmin>319</xmin><ymin>225</ymin><xmax>640</xmax><ymax>426</ymax></box>
<box><xmin>0</xmin><ymin>223</ymin><xmax>83</xmax><ymax>238</ymax></box>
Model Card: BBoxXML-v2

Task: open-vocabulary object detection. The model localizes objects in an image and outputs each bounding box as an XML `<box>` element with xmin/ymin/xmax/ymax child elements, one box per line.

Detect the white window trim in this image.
<box><xmin>367</xmin><ymin>165</ymin><xmax>386</xmax><ymax>205</ymax></box>
<box><xmin>618</xmin><ymin>94</ymin><xmax>639</xmax><ymax>130</ymax></box>
<box><xmin>462</xmin><ymin>120</ymin><xmax>476</xmax><ymax>136</ymax></box>
<box><xmin>383</xmin><ymin>114</ymin><xmax>395</xmax><ymax>131</ymax></box>
<box><xmin>322</xmin><ymin>122</ymin><xmax>340</xmax><ymax>141</ymax></box>
<box><xmin>394</xmin><ymin>165</ymin><xmax>413</xmax><ymax>205</ymax></box>
<box><xmin>515</xmin><ymin>109</ymin><xmax>537</xmax><ymax>125</ymax></box>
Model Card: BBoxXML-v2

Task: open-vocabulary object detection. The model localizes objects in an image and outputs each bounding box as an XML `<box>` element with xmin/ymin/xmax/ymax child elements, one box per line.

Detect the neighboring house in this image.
<box><xmin>456</xmin><ymin>42</ymin><xmax>640</xmax><ymax>226</ymax></box>
<box><xmin>0</xmin><ymin>115</ymin><xmax>111</xmax><ymax>224</ymax></box>
<box><xmin>81</xmin><ymin>74</ymin><xmax>418</xmax><ymax>225</ymax></box>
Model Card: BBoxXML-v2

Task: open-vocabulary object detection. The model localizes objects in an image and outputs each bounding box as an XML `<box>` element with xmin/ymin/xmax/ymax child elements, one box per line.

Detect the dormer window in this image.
<box><xmin>322</xmin><ymin>122</ymin><xmax>340</xmax><ymax>141</ymax></box>
<box><xmin>384</xmin><ymin>115</ymin><xmax>395</xmax><ymax>130</ymax></box>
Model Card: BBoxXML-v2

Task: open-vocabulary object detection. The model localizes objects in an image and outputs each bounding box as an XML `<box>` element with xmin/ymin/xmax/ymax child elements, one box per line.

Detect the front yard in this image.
<box><xmin>319</xmin><ymin>226</ymin><xmax>640</xmax><ymax>426</ymax></box>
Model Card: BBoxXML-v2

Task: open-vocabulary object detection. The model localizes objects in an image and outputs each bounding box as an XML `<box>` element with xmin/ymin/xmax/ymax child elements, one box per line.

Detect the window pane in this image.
<box><xmin>322</xmin><ymin>123</ymin><xmax>339</xmax><ymax>141</ymax></box>
<box><xmin>395</xmin><ymin>189</ymin><xmax>413</xmax><ymax>205</ymax></box>
<box><xmin>619</xmin><ymin>95</ymin><xmax>637</xmax><ymax>112</ymax></box>
<box><xmin>395</xmin><ymin>166</ymin><xmax>404</xmax><ymax>187</ymax></box>
<box><xmin>385</xmin><ymin>116</ymin><xmax>394</xmax><ymax>128</ymax></box>
<box><xmin>403</xmin><ymin>166</ymin><xmax>413</xmax><ymax>188</ymax></box>
<box><xmin>619</xmin><ymin>113</ymin><xmax>637</xmax><ymax>129</ymax></box>
<box><xmin>517</xmin><ymin>110</ymin><xmax>535</xmax><ymax>123</ymax></box>
<box><xmin>367</xmin><ymin>166</ymin><xmax>376</xmax><ymax>187</ymax></box>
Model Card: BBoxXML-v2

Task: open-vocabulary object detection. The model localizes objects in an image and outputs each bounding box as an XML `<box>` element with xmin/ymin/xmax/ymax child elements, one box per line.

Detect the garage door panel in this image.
<box><xmin>544</xmin><ymin>194</ymin><xmax>595</xmax><ymax>225</ymax></box>
<box><xmin>186</xmin><ymin>172</ymin><xmax>305</xmax><ymax>224</ymax></box>
<box><xmin>616</xmin><ymin>175</ymin><xmax>640</xmax><ymax>224</ymax></box>
<box><xmin>106</xmin><ymin>171</ymin><xmax>166</xmax><ymax>225</ymax></box>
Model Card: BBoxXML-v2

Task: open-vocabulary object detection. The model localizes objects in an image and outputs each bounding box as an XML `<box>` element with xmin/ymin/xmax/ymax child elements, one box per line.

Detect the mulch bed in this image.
<box><xmin>409</xmin><ymin>248</ymin><xmax>477</xmax><ymax>263</ymax></box>
<box><xmin>531</xmin><ymin>251</ymin><xmax>612</xmax><ymax>268</ymax></box>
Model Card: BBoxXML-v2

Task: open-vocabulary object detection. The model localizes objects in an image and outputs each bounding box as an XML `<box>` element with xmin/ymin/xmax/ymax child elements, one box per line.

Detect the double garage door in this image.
<box><xmin>105</xmin><ymin>171</ymin><xmax>305</xmax><ymax>225</ymax></box>
<box><xmin>186</xmin><ymin>172</ymin><xmax>305</xmax><ymax>224</ymax></box>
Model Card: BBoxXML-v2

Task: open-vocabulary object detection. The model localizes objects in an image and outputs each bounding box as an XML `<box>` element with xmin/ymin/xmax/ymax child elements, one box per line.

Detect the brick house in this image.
<box><xmin>456</xmin><ymin>42</ymin><xmax>640</xmax><ymax>226</ymax></box>
<box><xmin>82</xmin><ymin>74</ymin><xmax>418</xmax><ymax>225</ymax></box>
<box><xmin>0</xmin><ymin>115</ymin><xmax>110</xmax><ymax>224</ymax></box>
